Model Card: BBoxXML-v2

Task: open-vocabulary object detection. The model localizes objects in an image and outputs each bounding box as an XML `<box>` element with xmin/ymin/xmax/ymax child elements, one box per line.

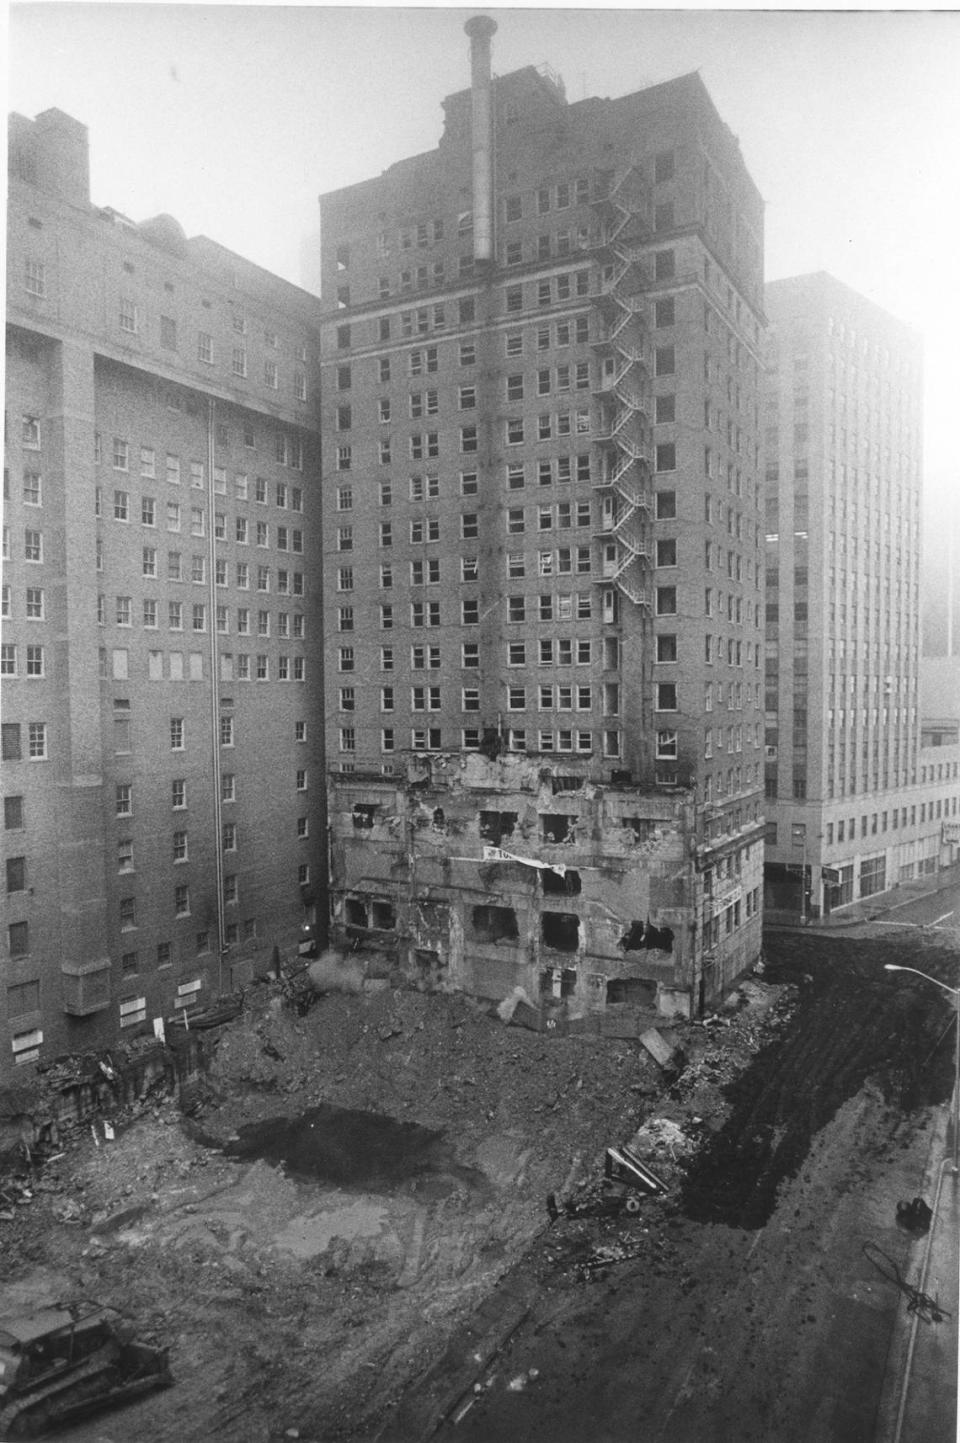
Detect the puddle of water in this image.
<box><xmin>272</xmin><ymin>1199</ymin><xmax>392</xmax><ymax>1260</ymax></box>
<box><xmin>215</xmin><ymin>1104</ymin><xmax>489</xmax><ymax>1197</ymax></box>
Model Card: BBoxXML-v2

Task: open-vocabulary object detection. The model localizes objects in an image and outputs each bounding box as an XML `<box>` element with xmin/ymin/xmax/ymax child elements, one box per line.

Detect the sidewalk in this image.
<box><xmin>875</xmin><ymin>1101</ymin><xmax>959</xmax><ymax>1443</ymax></box>
<box><xmin>765</xmin><ymin>862</ymin><xmax>960</xmax><ymax>935</ymax></box>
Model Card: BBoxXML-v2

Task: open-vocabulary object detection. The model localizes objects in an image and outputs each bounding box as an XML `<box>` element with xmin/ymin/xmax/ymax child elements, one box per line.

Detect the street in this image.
<box><xmin>840</xmin><ymin>878</ymin><xmax>960</xmax><ymax>934</ymax></box>
<box><xmin>381</xmin><ymin>928</ymin><xmax>958</xmax><ymax>1443</ymax></box>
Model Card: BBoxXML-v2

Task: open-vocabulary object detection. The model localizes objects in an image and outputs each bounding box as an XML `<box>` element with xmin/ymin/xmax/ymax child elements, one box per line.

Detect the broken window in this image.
<box><xmin>479</xmin><ymin>810</ymin><xmax>517</xmax><ymax>844</ymax></box>
<box><xmin>415</xmin><ymin>949</ymin><xmax>446</xmax><ymax>980</ymax></box>
<box><xmin>370</xmin><ymin>899</ymin><xmax>396</xmax><ymax>930</ymax></box>
<box><xmin>619</xmin><ymin>920</ymin><xmax>646</xmax><ymax>951</ymax></box>
<box><xmin>623</xmin><ymin>817</ymin><xmax>654</xmax><ymax>843</ymax></box>
<box><xmin>606</xmin><ymin>977</ymin><xmax>657</xmax><ymax>1008</ymax></box>
<box><xmin>542</xmin><ymin>868</ymin><xmax>581</xmax><ymax>895</ymax></box>
<box><xmin>541</xmin><ymin>911</ymin><xmax>579</xmax><ymax>952</ymax></box>
<box><xmin>550</xmin><ymin>774</ymin><xmax>583</xmax><ymax>794</ymax></box>
<box><xmin>345</xmin><ymin>897</ymin><xmax>368</xmax><ymax>928</ymax></box>
<box><xmin>471</xmin><ymin>905</ymin><xmax>519</xmax><ymax>943</ymax></box>
<box><xmin>618</xmin><ymin>919</ymin><xmax>673</xmax><ymax>952</ymax></box>
<box><xmin>540</xmin><ymin>966</ymin><xmax>578</xmax><ymax>998</ymax></box>
<box><xmin>352</xmin><ymin>803</ymin><xmax>377</xmax><ymax>829</ymax></box>
<box><xmin>541</xmin><ymin>813</ymin><xmax>575</xmax><ymax>844</ymax></box>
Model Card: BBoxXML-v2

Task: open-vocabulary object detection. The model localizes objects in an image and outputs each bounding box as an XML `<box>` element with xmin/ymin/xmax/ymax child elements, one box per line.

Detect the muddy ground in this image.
<box><xmin>0</xmin><ymin>926</ymin><xmax>955</xmax><ymax>1443</ymax></box>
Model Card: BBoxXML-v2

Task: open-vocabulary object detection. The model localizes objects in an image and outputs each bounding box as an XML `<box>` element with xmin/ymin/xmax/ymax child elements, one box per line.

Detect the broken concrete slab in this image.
<box><xmin>509</xmin><ymin>1000</ymin><xmax>542</xmax><ymax>1033</ymax></box>
<box><xmin>639</xmin><ymin>1027</ymin><xmax>679</xmax><ymax>1070</ymax></box>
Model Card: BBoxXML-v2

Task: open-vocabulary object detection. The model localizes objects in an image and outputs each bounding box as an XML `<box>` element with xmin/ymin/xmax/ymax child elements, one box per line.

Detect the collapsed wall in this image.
<box><xmin>328</xmin><ymin>753</ymin><xmax>763</xmax><ymax>1021</ymax></box>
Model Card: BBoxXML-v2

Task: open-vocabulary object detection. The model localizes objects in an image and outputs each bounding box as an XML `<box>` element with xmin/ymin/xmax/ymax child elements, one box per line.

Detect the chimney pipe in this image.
<box><xmin>465</xmin><ymin>15</ymin><xmax>497</xmax><ymax>265</ymax></box>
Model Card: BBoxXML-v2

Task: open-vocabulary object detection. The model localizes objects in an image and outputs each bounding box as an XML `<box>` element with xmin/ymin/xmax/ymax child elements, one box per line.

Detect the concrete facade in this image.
<box><xmin>762</xmin><ymin>273</ymin><xmax>958</xmax><ymax>916</ymax></box>
<box><xmin>318</xmin><ymin>41</ymin><xmax>765</xmax><ymax>1016</ymax></box>
<box><xmin>2</xmin><ymin>110</ymin><xmax>325</xmax><ymax>1079</ymax></box>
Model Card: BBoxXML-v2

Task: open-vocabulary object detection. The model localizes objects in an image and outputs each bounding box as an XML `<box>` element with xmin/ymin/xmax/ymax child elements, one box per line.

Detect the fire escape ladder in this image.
<box><xmin>590</xmin><ymin>166</ymin><xmax>653</xmax><ymax>609</ymax></box>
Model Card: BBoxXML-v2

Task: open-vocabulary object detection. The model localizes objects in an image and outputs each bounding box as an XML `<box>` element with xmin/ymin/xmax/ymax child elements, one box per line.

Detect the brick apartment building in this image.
<box><xmin>318</xmin><ymin>20</ymin><xmax>766</xmax><ymax>1021</ymax></box>
<box><xmin>762</xmin><ymin>272</ymin><xmax>959</xmax><ymax>917</ymax></box>
<box><xmin>2</xmin><ymin>109</ymin><xmax>324</xmax><ymax>1079</ymax></box>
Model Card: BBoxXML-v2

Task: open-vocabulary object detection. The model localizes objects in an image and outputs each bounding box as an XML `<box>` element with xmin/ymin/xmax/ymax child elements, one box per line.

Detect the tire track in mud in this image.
<box><xmin>681</xmin><ymin>932</ymin><xmax>956</xmax><ymax>1228</ymax></box>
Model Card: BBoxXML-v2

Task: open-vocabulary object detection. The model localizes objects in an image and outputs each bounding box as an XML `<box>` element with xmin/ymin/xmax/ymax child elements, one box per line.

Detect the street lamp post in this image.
<box><xmin>885</xmin><ymin>963</ymin><xmax>960</xmax><ymax>1176</ymax></box>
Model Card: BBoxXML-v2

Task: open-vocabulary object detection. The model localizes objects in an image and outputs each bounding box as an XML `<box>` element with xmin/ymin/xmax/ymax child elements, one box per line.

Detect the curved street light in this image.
<box><xmin>885</xmin><ymin>963</ymin><xmax>960</xmax><ymax>1175</ymax></box>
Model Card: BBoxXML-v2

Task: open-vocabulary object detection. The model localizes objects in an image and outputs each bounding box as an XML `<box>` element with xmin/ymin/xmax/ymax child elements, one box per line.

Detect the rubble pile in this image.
<box><xmin>0</xmin><ymin>970</ymin><xmax>807</xmax><ymax>1443</ymax></box>
<box><xmin>204</xmin><ymin>987</ymin><xmax>681</xmax><ymax>1194</ymax></box>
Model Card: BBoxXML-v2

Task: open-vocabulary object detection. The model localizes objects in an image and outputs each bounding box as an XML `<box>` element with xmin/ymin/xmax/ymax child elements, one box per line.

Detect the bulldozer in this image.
<box><xmin>0</xmin><ymin>1299</ymin><xmax>171</xmax><ymax>1438</ymax></box>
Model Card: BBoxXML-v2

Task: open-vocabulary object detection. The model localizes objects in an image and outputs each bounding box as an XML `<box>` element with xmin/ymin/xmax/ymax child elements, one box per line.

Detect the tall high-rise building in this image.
<box><xmin>2</xmin><ymin>109</ymin><xmax>324</xmax><ymax>1079</ymax></box>
<box><xmin>319</xmin><ymin>21</ymin><xmax>765</xmax><ymax>1020</ymax></box>
<box><xmin>762</xmin><ymin>272</ymin><xmax>929</xmax><ymax>916</ymax></box>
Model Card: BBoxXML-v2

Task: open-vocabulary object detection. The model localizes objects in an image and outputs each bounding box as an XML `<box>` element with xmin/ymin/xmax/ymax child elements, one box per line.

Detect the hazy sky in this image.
<box><xmin>7</xmin><ymin>4</ymin><xmax>960</xmax><ymax>503</ymax></box>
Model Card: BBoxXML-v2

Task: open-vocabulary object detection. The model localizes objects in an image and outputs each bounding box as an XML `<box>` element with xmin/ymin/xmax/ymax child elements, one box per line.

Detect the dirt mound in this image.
<box><xmin>681</xmin><ymin>932</ymin><xmax>955</xmax><ymax>1228</ymax></box>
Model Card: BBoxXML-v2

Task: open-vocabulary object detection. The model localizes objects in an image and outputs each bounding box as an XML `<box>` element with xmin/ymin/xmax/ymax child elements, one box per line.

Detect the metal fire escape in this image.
<box><xmin>591</xmin><ymin>167</ymin><xmax>654</xmax><ymax>608</ymax></box>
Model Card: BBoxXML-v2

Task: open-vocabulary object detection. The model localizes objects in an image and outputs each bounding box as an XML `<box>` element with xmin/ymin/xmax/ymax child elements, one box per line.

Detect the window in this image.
<box><xmin>654</xmin><ymin>250</ymin><xmax>676</xmax><ymax>281</ymax></box>
<box><xmin>9</xmin><ymin>921</ymin><xmax>30</xmax><ymax>957</ymax></box>
<box><xmin>2</xmin><ymin>725</ymin><xmax>23</xmax><ymax>761</ymax></box>
<box><xmin>655</xmin><ymin>346</ymin><xmax>676</xmax><ymax>376</ymax></box>
<box><xmin>198</xmin><ymin>331</ymin><xmax>214</xmax><ymax>364</ymax></box>
<box><xmin>220</xmin><ymin>714</ymin><xmax>234</xmax><ymax>747</ymax></box>
<box><xmin>25</xmin><ymin>258</ymin><xmax>45</xmax><ymax>297</ymax></box>
<box><xmin>175</xmin><ymin>885</ymin><xmax>190</xmax><ymax>916</ymax></box>
<box><xmin>656</xmin><ymin>683</ymin><xmax>678</xmax><ymax>711</ymax></box>
<box><xmin>170</xmin><ymin>717</ymin><xmax>185</xmax><ymax>750</ymax></box>
<box><xmin>6</xmin><ymin>857</ymin><xmax>26</xmax><ymax>894</ymax></box>
<box><xmin>656</xmin><ymin>730</ymin><xmax>678</xmax><ymax>759</ymax></box>
<box><xmin>25</xmin><ymin>645</ymin><xmax>44</xmax><ymax>677</ymax></box>
<box><xmin>25</xmin><ymin>587</ymin><xmax>44</xmax><ymax>619</ymax></box>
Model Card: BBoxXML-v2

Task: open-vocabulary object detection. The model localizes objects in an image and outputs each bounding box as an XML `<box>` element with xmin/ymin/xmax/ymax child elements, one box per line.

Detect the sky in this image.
<box><xmin>6</xmin><ymin>3</ymin><xmax>960</xmax><ymax>512</ymax></box>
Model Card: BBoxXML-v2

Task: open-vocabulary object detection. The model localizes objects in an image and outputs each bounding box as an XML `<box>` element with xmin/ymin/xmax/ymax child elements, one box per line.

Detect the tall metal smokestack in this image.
<box><xmin>465</xmin><ymin>15</ymin><xmax>497</xmax><ymax>266</ymax></box>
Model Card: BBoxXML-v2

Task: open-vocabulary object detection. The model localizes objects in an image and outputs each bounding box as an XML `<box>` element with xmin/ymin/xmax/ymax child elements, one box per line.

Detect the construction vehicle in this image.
<box><xmin>0</xmin><ymin>1300</ymin><xmax>171</xmax><ymax>1438</ymax></box>
<box><xmin>547</xmin><ymin>1145</ymin><xmax>668</xmax><ymax>1223</ymax></box>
